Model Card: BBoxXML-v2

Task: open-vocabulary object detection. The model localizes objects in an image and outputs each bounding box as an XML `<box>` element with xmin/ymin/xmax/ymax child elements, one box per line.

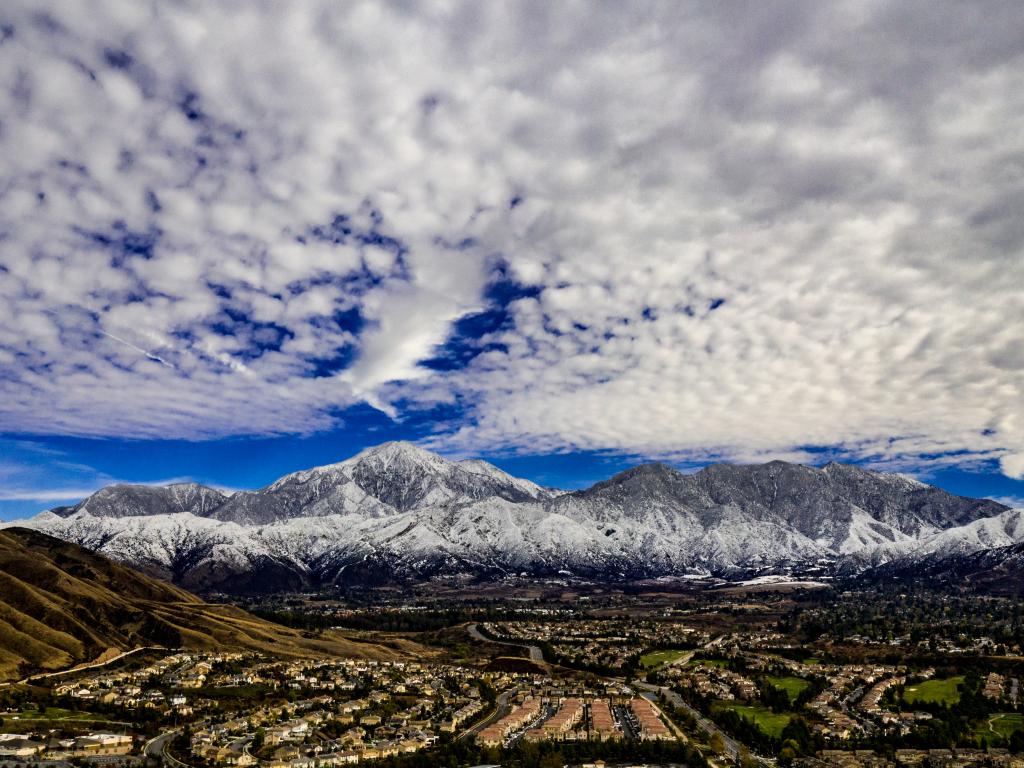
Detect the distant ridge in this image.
<box><xmin>9</xmin><ymin>441</ymin><xmax>1018</xmax><ymax>595</ymax></box>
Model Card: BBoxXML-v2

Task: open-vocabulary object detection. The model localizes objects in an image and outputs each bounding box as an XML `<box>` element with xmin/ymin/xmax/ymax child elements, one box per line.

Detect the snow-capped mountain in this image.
<box><xmin>8</xmin><ymin>441</ymin><xmax>1019</xmax><ymax>594</ymax></box>
<box><xmin>208</xmin><ymin>441</ymin><xmax>557</xmax><ymax>525</ymax></box>
<box><xmin>53</xmin><ymin>482</ymin><xmax>228</xmax><ymax>519</ymax></box>
<box><xmin>859</xmin><ymin>537</ymin><xmax>1024</xmax><ymax>595</ymax></box>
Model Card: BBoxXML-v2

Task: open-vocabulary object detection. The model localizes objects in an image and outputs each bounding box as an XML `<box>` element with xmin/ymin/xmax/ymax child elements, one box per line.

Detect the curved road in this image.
<box><xmin>145</xmin><ymin>729</ymin><xmax>184</xmax><ymax>766</ymax></box>
<box><xmin>458</xmin><ymin>687</ymin><xmax>519</xmax><ymax>741</ymax></box>
<box><xmin>467</xmin><ymin>623</ymin><xmax>545</xmax><ymax>663</ymax></box>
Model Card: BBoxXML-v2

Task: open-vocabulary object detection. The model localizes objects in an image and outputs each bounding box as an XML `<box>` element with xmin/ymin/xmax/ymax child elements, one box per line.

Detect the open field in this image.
<box><xmin>712</xmin><ymin>701</ymin><xmax>792</xmax><ymax>739</ymax></box>
<box><xmin>903</xmin><ymin>676</ymin><xmax>964</xmax><ymax>705</ymax></box>
<box><xmin>767</xmin><ymin>675</ymin><xmax>811</xmax><ymax>703</ymax></box>
<box><xmin>639</xmin><ymin>649</ymin><xmax>691</xmax><ymax>668</ymax></box>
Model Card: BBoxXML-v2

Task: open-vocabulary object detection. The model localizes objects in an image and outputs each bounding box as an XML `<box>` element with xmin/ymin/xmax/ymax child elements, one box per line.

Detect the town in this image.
<box><xmin>0</xmin><ymin>586</ymin><xmax>1021</xmax><ymax>768</ymax></box>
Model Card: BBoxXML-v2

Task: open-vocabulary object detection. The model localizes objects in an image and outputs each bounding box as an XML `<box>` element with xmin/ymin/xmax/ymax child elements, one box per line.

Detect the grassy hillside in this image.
<box><xmin>0</xmin><ymin>528</ymin><xmax>402</xmax><ymax>681</ymax></box>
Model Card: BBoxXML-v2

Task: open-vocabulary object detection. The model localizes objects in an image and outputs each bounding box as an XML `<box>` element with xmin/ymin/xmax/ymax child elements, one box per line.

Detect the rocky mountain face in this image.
<box><xmin>53</xmin><ymin>482</ymin><xmax>228</xmax><ymax>519</ymax></box>
<box><xmin>208</xmin><ymin>441</ymin><xmax>556</xmax><ymax>525</ymax></box>
<box><xmin>9</xmin><ymin>441</ymin><xmax>1018</xmax><ymax>595</ymax></box>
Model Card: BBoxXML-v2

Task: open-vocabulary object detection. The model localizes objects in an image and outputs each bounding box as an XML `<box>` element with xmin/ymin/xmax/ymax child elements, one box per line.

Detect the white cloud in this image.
<box><xmin>0</xmin><ymin>489</ymin><xmax>97</xmax><ymax>502</ymax></box>
<box><xmin>1002</xmin><ymin>454</ymin><xmax>1024</xmax><ymax>481</ymax></box>
<box><xmin>0</xmin><ymin>1</ymin><xmax>1022</xmax><ymax>477</ymax></box>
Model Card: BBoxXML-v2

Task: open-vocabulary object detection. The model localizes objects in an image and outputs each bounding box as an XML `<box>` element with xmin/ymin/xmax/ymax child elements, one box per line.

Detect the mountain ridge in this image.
<box><xmin>0</xmin><ymin>527</ymin><xmax>406</xmax><ymax>680</ymax></box>
<box><xmin>10</xmin><ymin>442</ymin><xmax>1017</xmax><ymax>595</ymax></box>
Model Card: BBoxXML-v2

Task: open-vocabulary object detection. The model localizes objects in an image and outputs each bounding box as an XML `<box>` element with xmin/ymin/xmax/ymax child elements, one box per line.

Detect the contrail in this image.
<box><xmin>99</xmin><ymin>330</ymin><xmax>176</xmax><ymax>368</ymax></box>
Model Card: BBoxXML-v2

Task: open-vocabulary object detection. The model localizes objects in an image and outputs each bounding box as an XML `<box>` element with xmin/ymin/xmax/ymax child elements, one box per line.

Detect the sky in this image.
<box><xmin>1</xmin><ymin>1</ymin><xmax>1023</xmax><ymax>519</ymax></box>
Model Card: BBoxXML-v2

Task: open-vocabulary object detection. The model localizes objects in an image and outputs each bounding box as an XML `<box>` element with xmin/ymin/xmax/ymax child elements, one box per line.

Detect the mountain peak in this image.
<box><xmin>355</xmin><ymin>440</ymin><xmax>439</xmax><ymax>460</ymax></box>
<box><xmin>349</xmin><ymin>440</ymin><xmax>451</xmax><ymax>472</ymax></box>
<box><xmin>625</xmin><ymin>461</ymin><xmax>680</xmax><ymax>477</ymax></box>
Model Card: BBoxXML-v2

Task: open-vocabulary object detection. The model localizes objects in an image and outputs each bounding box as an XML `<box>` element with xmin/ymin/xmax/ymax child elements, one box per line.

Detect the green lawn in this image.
<box><xmin>712</xmin><ymin>701</ymin><xmax>792</xmax><ymax>739</ymax></box>
<box><xmin>903</xmin><ymin>676</ymin><xmax>964</xmax><ymax>706</ymax></box>
<box><xmin>640</xmin><ymin>649</ymin><xmax>691</xmax><ymax>669</ymax></box>
<box><xmin>767</xmin><ymin>675</ymin><xmax>811</xmax><ymax>703</ymax></box>
<box><xmin>16</xmin><ymin>706</ymin><xmax>110</xmax><ymax>720</ymax></box>
<box><xmin>974</xmin><ymin>713</ymin><xmax>1024</xmax><ymax>740</ymax></box>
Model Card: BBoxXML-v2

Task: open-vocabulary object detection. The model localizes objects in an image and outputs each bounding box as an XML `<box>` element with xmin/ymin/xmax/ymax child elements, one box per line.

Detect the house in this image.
<box><xmin>0</xmin><ymin>736</ymin><xmax>45</xmax><ymax>758</ymax></box>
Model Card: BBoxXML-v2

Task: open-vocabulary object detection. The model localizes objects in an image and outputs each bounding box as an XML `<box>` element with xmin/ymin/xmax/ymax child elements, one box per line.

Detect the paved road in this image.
<box><xmin>144</xmin><ymin>730</ymin><xmax>180</xmax><ymax>764</ymax></box>
<box><xmin>459</xmin><ymin>687</ymin><xmax>519</xmax><ymax>741</ymax></box>
<box><xmin>4</xmin><ymin>646</ymin><xmax>169</xmax><ymax>688</ymax></box>
<box><xmin>614</xmin><ymin>703</ymin><xmax>639</xmax><ymax>739</ymax></box>
<box><xmin>467</xmin><ymin>623</ymin><xmax>545</xmax><ymax>663</ymax></box>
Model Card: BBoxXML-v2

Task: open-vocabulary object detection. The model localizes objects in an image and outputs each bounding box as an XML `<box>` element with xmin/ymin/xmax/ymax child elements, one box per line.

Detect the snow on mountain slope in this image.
<box><xmin>860</xmin><ymin>532</ymin><xmax>1024</xmax><ymax>595</ymax></box>
<box><xmin>6</xmin><ymin>442</ymin><xmax>1019</xmax><ymax>593</ymax></box>
<box><xmin>876</xmin><ymin>507</ymin><xmax>1024</xmax><ymax>559</ymax></box>
<box><xmin>52</xmin><ymin>482</ymin><xmax>228</xmax><ymax>519</ymax></box>
<box><xmin>208</xmin><ymin>441</ymin><xmax>557</xmax><ymax>525</ymax></box>
<box><xmin>837</xmin><ymin>509</ymin><xmax>919</xmax><ymax>554</ymax></box>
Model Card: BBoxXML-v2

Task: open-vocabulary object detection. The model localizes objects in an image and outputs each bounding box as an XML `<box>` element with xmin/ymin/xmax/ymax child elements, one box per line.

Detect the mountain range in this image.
<box><xmin>8</xmin><ymin>441</ymin><xmax>1022</xmax><ymax>594</ymax></box>
<box><xmin>856</xmin><ymin>539</ymin><xmax>1024</xmax><ymax>596</ymax></box>
<box><xmin>0</xmin><ymin>527</ymin><xmax>403</xmax><ymax>681</ymax></box>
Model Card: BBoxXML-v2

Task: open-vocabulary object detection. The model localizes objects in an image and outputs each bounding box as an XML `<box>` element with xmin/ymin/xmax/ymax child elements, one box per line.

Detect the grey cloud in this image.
<box><xmin>0</xmin><ymin>1</ymin><xmax>1021</xmax><ymax>477</ymax></box>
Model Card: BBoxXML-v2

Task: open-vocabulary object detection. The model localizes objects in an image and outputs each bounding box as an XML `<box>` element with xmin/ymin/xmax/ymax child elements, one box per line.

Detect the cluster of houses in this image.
<box><xmin>666</xmin><ymin>642</ymin><xmax>990</xmax><ymax>745</ymax></box>
<box><xmin>807</xmin><ymin>666</ymin><xmax>905</xmax><ymax>740</ymax></box>
<box><xmin>810</xmin><ymin>747</ymin><xmax>1024</xmax><ymax>768</ymax></box>
<box><xmin>474</xmin><ymin>688</ymin><xmax>676</xmax><ymax>748</ymax></box>
<box><xmin>0</xmin><ymin>731</ymin><xmax>133</xmax><ymax>760</ymax></box>
<box><xmin>521</xmin><ymin>698</ymin><xmax>584</xmax><ymax>742</ymax></box>
<box><xmin>485</xmin><ymin>619</ymin><xmax>710</xmax><ymax>672</ymax></box>
<box><xmin>30</xmin><ymin>652</ymin><xmax>539</xmax><ymax>766</ymax></box>
<box><xmin>477</xmin><ymin>697</ymin><xmax>543</xmax><ymax>747</ymax></box>
<box><xmin>53</xmin><ymin>651</ymin><xmax>249</xmax><ymax>715</ymax></box>
<box><xmin>628</xmin><ymin>697</ymin><xmax>673</xmax><ymax>741</ymax></box>
<box><xmin>183</xmin><ymin>658</ymin><xmax>504</xmax><ymax>766</ymax></box>
<box><xmin>983</xmin><ymin>673</ymin><xmax>1008</xmax><ymax>701</ymax></box>
<box><xmin>473</xmin><ymin>677</ymin><xmax>678</xmax><ymax>748</ymax></box>
<box><xmin>190</xmin><ymin>697</ymin><xmax>438</xmax><ymax>767</ymax></box>
<box><xmin>673</xmin><ymin>664</ymin><xmax>759</xmax><ymax>701</ymax></box>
